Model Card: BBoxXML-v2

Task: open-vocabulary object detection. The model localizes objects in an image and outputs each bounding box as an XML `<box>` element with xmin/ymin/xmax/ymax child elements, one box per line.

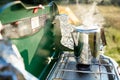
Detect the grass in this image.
<box><xmin>98</xmin><ymin>5</ymin><xmax>120</xmax><ymax>65</ymax></box>
<box><xmin>105</xmin><ymin>27</ymin><xmax>120</xmax><ymax>64</ymax></box>
<box><xmin>59</xmin><ymin>4</ymin><xmax>120</xmax><ymax>65</ymax></box>
<box><xmin>98</xmin><ymin>6</ymin><xmax>120</xmax><ymax>29</ymax></box>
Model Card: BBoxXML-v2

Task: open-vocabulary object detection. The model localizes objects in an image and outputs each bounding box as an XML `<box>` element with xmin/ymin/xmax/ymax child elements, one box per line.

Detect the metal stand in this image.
<box><xmin>47</xmin><ymin>52</ymin><xmax>118</xmax><ymax>80</ymax></box>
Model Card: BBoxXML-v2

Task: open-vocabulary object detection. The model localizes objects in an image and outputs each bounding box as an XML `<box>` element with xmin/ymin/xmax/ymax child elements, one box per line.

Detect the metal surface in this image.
<box><xmin>48</xmin><ymin>52</ymin><xmax>118</xmax><ymax>80</ymax></box>
<box><xmin>73</xmin><ymin>25</ymin><xmax>101</xmax><ymax>64</ymax></box>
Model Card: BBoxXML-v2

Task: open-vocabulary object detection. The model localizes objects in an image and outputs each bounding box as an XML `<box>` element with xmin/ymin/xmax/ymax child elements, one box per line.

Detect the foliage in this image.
<box><xmin>54</xmin><ymin>0</ymin><xmax>120</xmax><ymax>6</ymax></box>
<box><xmin>105</xmin><ymin>27</ymin><xmax>120</xmax><ymax>64</ymax></box>
<box><xmin>98</xmin><ymin>5</ymin><xmax>120</xmax><ymax>65</ymax></box>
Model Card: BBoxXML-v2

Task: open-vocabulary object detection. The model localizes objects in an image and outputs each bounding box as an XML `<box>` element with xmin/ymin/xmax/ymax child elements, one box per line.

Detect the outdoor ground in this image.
<box><xmin>59</xmin><ymin>4</ymin><xmax>120</xmax><ymax>65</ymax></box>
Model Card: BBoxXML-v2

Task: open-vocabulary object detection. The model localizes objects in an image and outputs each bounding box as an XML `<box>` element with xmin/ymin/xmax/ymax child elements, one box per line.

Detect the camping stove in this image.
<box><xmin>47</xmin><ymin>52</ymin><xmax>120</xmax><ymax>80</ymax></box>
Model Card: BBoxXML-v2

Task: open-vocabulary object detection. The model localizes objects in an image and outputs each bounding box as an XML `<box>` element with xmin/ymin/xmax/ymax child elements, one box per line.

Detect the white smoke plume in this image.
<box><xmin>81</xmin><ymin>1</ymin><xmax>105</xmax><ymax>28</ymax></box>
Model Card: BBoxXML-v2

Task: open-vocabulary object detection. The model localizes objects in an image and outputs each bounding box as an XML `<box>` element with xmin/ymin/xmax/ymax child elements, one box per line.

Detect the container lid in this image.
<box><xmin>75</xmin><ymin>25</ymin><xmax>101</xmax><ymax>33</ymax></box>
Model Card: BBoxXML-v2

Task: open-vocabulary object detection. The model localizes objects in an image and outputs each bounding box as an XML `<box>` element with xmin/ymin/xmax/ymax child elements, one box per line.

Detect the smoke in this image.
<box><xmin>81</xmin><ymin>1</ymin><xmax>105</xmax><ymax>28</ymax></box>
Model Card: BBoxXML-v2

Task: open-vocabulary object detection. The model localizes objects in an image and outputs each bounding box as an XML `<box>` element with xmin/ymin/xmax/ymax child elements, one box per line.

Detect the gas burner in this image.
<box><xmin>76</xmin><ymin>63</ymin><xmax>90</xmax><ymax>71</ymax></box>
<box><xmin>47</xmin><ymin>52</ymin><xmax>120</xmax><ymax>80</ymax></box>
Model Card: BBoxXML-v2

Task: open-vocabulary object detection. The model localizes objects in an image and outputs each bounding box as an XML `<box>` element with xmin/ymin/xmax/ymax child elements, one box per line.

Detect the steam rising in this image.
<box><xmin>81</xmin><ymin>1</ymin><xmax>105</xmax><ymax>28</ymax></box>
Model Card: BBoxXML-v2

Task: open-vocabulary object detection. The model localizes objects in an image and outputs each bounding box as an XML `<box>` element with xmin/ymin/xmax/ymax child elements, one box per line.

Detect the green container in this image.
<box><xmin>0</xmin><ymin>1</ymin><xmax>59</xmax><ymax>80</ymax></box>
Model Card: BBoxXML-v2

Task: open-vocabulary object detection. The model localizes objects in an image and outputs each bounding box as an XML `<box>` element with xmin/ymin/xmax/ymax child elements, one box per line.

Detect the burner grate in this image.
<box><xmin>47</xmin><ymin>52</ymin><xmax>118</xmax><ymax>80</ymax></box>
